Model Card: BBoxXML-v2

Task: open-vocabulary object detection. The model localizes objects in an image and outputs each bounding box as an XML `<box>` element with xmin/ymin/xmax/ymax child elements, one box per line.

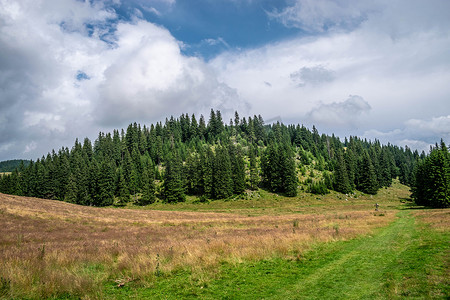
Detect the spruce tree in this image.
<box><xmin>116</xmin><ymin>168</ymin><xmax>130</xmax><ymax>205</ymax></box>
<box><xmin>357</xmin><ymin>151</ymin><xmax>379</xmax><ymax>194</ymax></box>
<box><xmin>413</xmin><ymin>141</ymin><xmax>450</xmax><ymax>208</ymax></box>
<box><xmin>229</xmin><ymin>145</ymin><xmax>246</xmax><ymax>195</ymax></box>
<box><xmin>95</xmin><ymin>160</ymin><xmax>115</xmax><ymax>206</ymax></box>
<box><xmin>213</xmin><ymin>146</ymin><xmax>233</xmax><ymax>199</ymax></box>
<box><xmin>280</xmin><ymin>143</ymin><xmax>298</xmax><ymax>197</ymax></box>
<box><xmin>65</xmin><ymin>173</ymin><xmax>78</xmax><ymax>203</ymax></box>
<box><xmin>163</xmin><ymin>153</ymin><xmax>185</xmax><ymax>203</ymax></box>
<box><xmin>333</xmin><ymin>149</ymin><xmax>352</xmax><ymax>194</ymax></box>
<box><xmin>139</xmin><ymin>167</ymin><xmax>156</xmax><ymax>205</ymax></box>
<box><xmin>249</xmin><ymin>144</ymin><xmax>259</xmax><ymax>190</ymax></box>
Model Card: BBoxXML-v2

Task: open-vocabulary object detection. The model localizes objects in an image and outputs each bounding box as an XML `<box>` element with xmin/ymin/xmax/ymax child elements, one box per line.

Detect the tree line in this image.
<box><xmin>0</xmin><ymin>110</ymin><xmax>425</xmax><ymax>206</ymax></box>
<box><xmin>411</xmin><ymin>141</ymin><xmax>449</xmax><ymax>208</ymax></box>
<box><xmin>0</xmin><ymin>159</ymin><xmax>30</xmax><ymax>172</ymax></box>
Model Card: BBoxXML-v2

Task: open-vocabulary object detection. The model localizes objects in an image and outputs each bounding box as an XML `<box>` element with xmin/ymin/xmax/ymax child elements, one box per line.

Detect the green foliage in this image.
<box><xmin>138</xmin><ymin>167</ymin><xmax>156</xmax><ymax>205</ymax></box>
<box><xmin>0</xmin><ymin>110</ymin><xmax>424</xmax><ymax>205</ymax></box>
<box><xmin>116</xmin><ymin>168</ymin><xmax>130</xmax><ymax>205</ymax></box>
<box><xmin>261</xmin><ymin>142</ymin><xmax>298</xmax><ymax>196</ymax></box>
<box><xmin>356</xmin><ymin>151</ymin><xmax>379</xmax><ymax>195</ymax></box>
<box><xmin>308</xmin><ymin>180</ymin><xmax>329</xmax><ymax>195</ymax></box>
<box><xmin>333</xmin><ymin>149</ymin><xmax>352</xmax><ymax>194</ymax></box>
<box><xmin>249</xmin><ymin>144</ymin><xmax>259</xmax><ymax>190</ymax></box>
<box><xmin>163</xmin><ymin>153</ymin><xmax>185</xmax><ymax>203</ymax></box>
<box><xmin>412</xmin><ymin>141</ymin><xmax>450</xmax><ymax>208</ymax></box>
<box><xmin>0</xmin><ymin>159</ymin><xmax>30</xmax><ymax>172</ymax></box>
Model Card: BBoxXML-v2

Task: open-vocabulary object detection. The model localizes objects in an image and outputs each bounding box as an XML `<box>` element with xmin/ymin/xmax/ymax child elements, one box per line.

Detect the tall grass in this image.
<box><xmin>0</xmin><ymin>182</ymin><xmax>409</xmax><ymax>299</ymax></box>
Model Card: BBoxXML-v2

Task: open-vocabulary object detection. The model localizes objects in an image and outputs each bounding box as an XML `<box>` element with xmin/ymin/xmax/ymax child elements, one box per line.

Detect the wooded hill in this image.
<box><xmin>0</xmin><ymin>159</ymin><xmax>30</xmax><ymax>172</ymax></box>
<box><xmin>0</xmin><ymin>110</ymin><xmax>426</xmax><ymax>206</ymax></box>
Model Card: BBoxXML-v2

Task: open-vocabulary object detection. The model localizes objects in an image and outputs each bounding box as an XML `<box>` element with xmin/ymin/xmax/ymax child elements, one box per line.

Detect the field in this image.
<box><xmin>0</xmin><ymin>180</ymin><xmax>448</xmax><ymax>299</ymax></box>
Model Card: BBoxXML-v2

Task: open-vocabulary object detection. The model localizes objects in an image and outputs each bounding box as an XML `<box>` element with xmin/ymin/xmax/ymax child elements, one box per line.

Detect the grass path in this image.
<box><xmin>275</xmin><ymin>210</ymin><xmax>447</xmax><ymax>299</ymax></box>
<box><xmin>117</xmin><ymin>210</ymin><xmax>448</xmax><ymax>299</ymax></box>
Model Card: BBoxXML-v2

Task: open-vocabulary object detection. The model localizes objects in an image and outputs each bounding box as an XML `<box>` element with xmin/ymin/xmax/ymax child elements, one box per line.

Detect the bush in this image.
<box><xmin>308</xmin><ymin>181</ymin><xmax>329</xmax><ymax>195</ymax></box>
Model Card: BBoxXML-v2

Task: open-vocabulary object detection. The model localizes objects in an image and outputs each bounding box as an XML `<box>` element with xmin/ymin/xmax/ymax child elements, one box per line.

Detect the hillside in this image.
<box><xmin>0</xmin><ymin>110</ymin><xmax>421</xmax><ymax>207</ymax></box>
<box><xmin>0</xmin><ymin>182</ymin><xmax>448</xmax><ymax>299</ymax></box>
<box><xmin>0</xmin><ymin>160</ymin><xmax>30</xmax><ymax>172</ymax></box>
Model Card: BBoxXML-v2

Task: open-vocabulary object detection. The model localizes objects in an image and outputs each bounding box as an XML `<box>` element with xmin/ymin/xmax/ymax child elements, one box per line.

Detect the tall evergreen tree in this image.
<box><xmin>356</xmin><ymin>151</ymin><xmax>379</xmax><ymax>194</ymax></box>
<box><xmin>249</xmin><ymin>144</ymin><xmax>259</xmax><ymax>190</ymax></box>
<box><xmin>229</xmin><ymin>145</ymin><xmax>246</xmax><ymax>195</ymax></box>
<box><xmin>116</xmin><ymin>168</ymin><xmax>130</xmax><ymax>205</ymax></box>
<box><xmin>412</xmin><ymin>141</ymin><xmax>449</xmax><ymax>208</ymax></box>
<box><xmin>139</xmin><ymin>167</ymin><xmax>156</xmax><ymax>205</ymax></box>
<box><xmin>333</xmin><ymin>149</ymin><xmax>352</xmax><ymax>194</ymax></box>
<box><xmin>213</xmin><ymin>146</ymin><xmax>233</xmax><ymax>199</ymax></box>
<box><xmin>95</xmin><ymin>160</ymin><xmax>115</xmax><ymax>206</ymax></box>
<box><xmin>163</xmin><ymin>153</ymin><xmax>185</xmax><ymax>203</ymax></box>
<box><xmin>280</xmin><ymin>143</ymin><xmax>298</xmax><ymax>197</ymax></box>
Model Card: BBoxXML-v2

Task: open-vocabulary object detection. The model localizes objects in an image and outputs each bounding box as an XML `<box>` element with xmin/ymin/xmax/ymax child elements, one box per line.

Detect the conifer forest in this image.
<box><xmin>0</xmin><ymin>110</ymin><xmax>448</xmax><ymax>208</ymax></box>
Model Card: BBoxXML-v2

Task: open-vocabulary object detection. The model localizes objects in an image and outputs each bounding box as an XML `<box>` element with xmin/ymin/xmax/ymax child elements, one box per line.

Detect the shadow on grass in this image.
<box><xmin>401</xmin><ymin>202</ymin><xmax>437</xmax><ymax>210</ymax></box>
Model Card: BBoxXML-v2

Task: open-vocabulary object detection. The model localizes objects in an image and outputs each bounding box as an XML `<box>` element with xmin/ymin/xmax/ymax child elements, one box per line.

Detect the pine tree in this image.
<box><xmin>202</xmin><ymin>147</ymin><xmax>214</xmax><ymax>198</ymax></box>
<box><xmin>163</xmin><ymin>153</ymin><xmax>185</xmax><ymax>203</ymax></box>
<box><xmin>139</xmin><ymin>167</ymin><xmax>156</xmax><ymax>205</ymax></box>
<box><xmin>116</xmin><ymin>168</ymin><xmax>130</xmax><ymax>205</ymax></box>
<box><xmin>213</xmin><ymin>146</ymin><xmax>233</xmax><ymax>199</ymax></box>
<box><xmin>412</xmin><ymin>141</ymin><xmax>449</xmax><ymax>208</ymax></box>
<box><xmin>249</xmin><ymin>144</ymin><xmax>259</xmax><ymax>190</ymax></box>
<box><xmin>357</xmin><ymin>151</ymin><xmax>379</xmax><ymax>194</ymax></box>
<box><xmin>333</xmin><ymin>149</ymin><xmax>352</xmax><ymax>194</ymax></box>
<box><xmin>95</xmin><ymin>160</ymin><xmax>115</xmax><ymax>206</ymax></box>
<box><xmin>229</xmin><ymin>145</ymin><xmax>246</xmax><ymax>195</ymax></box>
<box><xmin>65</xmin><ymin>173</ymin><xmax>78</xmax><ymax>203</ymax></box>
<box><xmin>379</xmin><ymin>148</ymin><xmax>393</xmax><ymax>187</ymax></box>
<box><xmin>344</xmin><ymin>148</ymin><xmax>356</xmax><ymax>189</ymax></box>
<box><xmin>280</xmin><ymin>144</ymin><xmax>298</xmax><ymax>197</ymax></box>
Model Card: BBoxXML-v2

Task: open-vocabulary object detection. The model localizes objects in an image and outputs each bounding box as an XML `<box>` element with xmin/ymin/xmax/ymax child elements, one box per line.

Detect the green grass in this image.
<box><xmin>101</xmin><ymin>210</ymin><xmax>449</xmax><ymax>299</ymax></box>
<box><xmin>123</xmin><ymin>179</ymin><xmax>410</xmax><ymax>216</ymax></box>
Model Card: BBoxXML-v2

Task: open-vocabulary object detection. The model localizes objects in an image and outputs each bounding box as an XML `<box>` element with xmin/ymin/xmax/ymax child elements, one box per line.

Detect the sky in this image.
<box><xmin>0</xmin><ymin>0</ymin><xmax>449</xmax><ymax>161</ymax></box>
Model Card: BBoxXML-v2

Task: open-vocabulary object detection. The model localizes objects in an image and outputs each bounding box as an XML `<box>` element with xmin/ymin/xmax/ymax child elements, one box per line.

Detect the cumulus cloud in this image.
<box><xmin>0</xmin><ymin>0</ymin><xmax>246</xmax><ymax>160</ymax></box>
<box><xmin>95</xmin><ymin>21</ymin><xmax>245</xmax><ymax>126</ymax></box>
<box><xmin>0</xmin><ymin>0</ymin><xmax>112</xmax><ymax>159</ymax></box>
<box><xmin>306</xmin><ymin>95</ymin><xmax>371</xmax><ymax>127</ymax></box>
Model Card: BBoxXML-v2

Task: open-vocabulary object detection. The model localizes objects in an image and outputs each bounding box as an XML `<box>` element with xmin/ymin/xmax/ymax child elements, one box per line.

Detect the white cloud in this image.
<box><xmin>268</xmin><ymin>0</ymin><xmax>377</xmax><ymax>32</ymax></box>
<box><xmin>1</xmin><ymin>0</ymin><xmax>449</xmax><ymax>161</ymax></box>
<box><xmin>211</xmin><ymin>0</ymin><xmax>450</xmax><ymax>146</ymax></box>
<box><xmin>0</xmin><ymin>0</ymin><xmax>245</xmax><ymax>160</ymax></box>
<box><xmin>405</xmin><ymin>116</ymin><xmax>450</xmax><ymax>137</ymax></box>
<box><xmin>363</xmin><ymin>115</ymin><xmax>450</xmax><ymax>152</ymax></box>
<box><xmin>94</xmin><ymin>20</ymin><xmax>245</xmax><ymax>126</ymax></box>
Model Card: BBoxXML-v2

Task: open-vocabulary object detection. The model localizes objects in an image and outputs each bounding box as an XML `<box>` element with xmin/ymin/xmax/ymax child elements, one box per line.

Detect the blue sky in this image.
<box><xmin>0</xmin><ymin>0</ymin><xmax>449</xmax><ymax>161</ymax></box>
<box><xmin>114</xmin><ymin>0</ymin><xmax>302</xmax><ymax>59</ymax></box>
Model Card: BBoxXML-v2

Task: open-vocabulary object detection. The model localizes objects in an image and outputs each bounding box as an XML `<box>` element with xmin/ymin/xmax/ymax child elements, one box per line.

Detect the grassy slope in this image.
<box><xmin>104</xmin><ymin>210</ymin><xmax>449</xmax><ymax>299</ymax></box>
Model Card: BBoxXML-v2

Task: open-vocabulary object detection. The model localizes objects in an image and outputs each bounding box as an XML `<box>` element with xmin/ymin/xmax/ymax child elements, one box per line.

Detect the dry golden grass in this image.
<box><xmin>0</xmin><ymin>186</ymin><xmax>404</xmax><ymax>299</ymax></box>
<box><xmin>413</xmin><ymin>209</ymin><xmax>450</xmax><ymax>232</ymax></box>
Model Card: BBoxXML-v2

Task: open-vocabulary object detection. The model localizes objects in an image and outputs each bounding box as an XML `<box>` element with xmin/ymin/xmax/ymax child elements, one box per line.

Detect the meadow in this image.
<box><xmin>0</xmin><ymin>180</ymin><xmax>448</xmax><ymax>299</ymax></box>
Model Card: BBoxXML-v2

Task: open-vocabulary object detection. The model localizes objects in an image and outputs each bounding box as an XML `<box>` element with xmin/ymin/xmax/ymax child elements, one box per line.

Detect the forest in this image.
<box><xmin>0</xmin><ymin>159</ymin><xmax>30</xmax><ymax>172</ymax></box>
<box><xmin>0</xmin><ymin>110</ymin><xmax>447</xmax><ymax>208</ymax></box>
